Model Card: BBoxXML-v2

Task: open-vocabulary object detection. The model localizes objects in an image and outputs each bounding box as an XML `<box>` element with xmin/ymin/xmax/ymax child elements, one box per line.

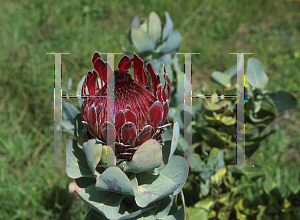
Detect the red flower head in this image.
<box><xmin>81</xmin><ymin>52</ymin><xmax>171</xmax><ymax>162</ymax></box>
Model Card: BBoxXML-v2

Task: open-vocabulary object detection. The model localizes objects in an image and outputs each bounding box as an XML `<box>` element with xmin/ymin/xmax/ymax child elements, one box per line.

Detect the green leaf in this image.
<box><xmin>168</xmin><ymin>195</ymin><xmax>178</xmax><ymax>215</ymax></box>
<box><xmin>188</xmin><ymin>198</ymin><xmax>214</xmax><ymax>219</ymax></box>
<box><xmin>140</xmin><ymin>19</ymin><xmax>148</xmax><ymax>33</ymax></box>
<box><xmin>170</xmin><ymin>121</ymin><xmax>180</xmax><ymax>160</ymax></box>
<box><xmin>131</xmin><ymin>15</ymin><xmax>140</xmax><ymax>29</ymax></box>
<box><xmin>163</xmin><ymin>206</ymin><xmax>184</xmax><ymax>220</ymax></box>
<box><xmin>224</xmin><ymin>65</ymin><xmax>237</xmax><ymax>78</ymax></box>
<box><xmin>160</xmin><ymin>156</ymin><xmax>189</xmax><ymax>195</ymax></box>
<box><xmin>220</xmin><ymin>115</ymin><xmax>236</xmax><ymax>125</ymax></box>
<box><xmin>74</xmin><ymin>113</ymin><xmax>89</xmax><ymax>147</ymax></box>
<box><xmin>116</xmin><ymin>201</ymin><xmax>156</xmax><ymax>220</ymax></box>
<box><xmin>268</xmin><ymin>90</ymin><xmax>297</xmax><ymax>113</ymax></box>
<box><xmin>200</xmin><ymin>181</ymin><xmax>210</xmax><ymax>196</ymax></box>
<box><xmin>75</xmin><ymin>176</ymin><xmax>96</xmax><ymax>189</ymax></box>
<box><xmin>203</xmin><ymin>99</ymin><xmax>223</xmax><ymax>111</ymax></box>
<box><xmin>211</xmin><ymin>71</ymin><xmax>231</xmax><ymax>88</ymax></box>
<box><xmin>76</xmin><ymin>185</ymin><xmax>126</xmax><ymax>220</ymax></box>
<box><xmin>245</xmin><ymin>58</ymin><xmax>268</xmax><ymax>89</ymax></box>
<box><xmin>234</xmin><ymin>198</ymin><xmax>248</xmax><ymax>220</ymax></box>
<box><xmin>162</xmin><ymin>12</ymin><xmax>173</xmax><ymax>41</ymax></box>
<box><xmin>95</xmin><ymin>167</ymin><xmax>134</xmax><ymax>196</ymax></box>
<box><xmin>124</xmin><ymin>139</ymin><xmax>162</xmax><ymax>173</ymax></box>
<box><xmin>173</xmin><ymin>104</ymin><xmax>184</xmax><ymax>129</ymax></box>
<box><xmin>249</xmin><ymin>109</ymin><xmax>275</xmax><ymax>124</ymax></box>
<box><xmin>66</xmin><ymin>139</ymin><xmax>93</xmax><ymax>179</ymax></box>
<box><xmin>83</xmin><ymin>139</ymin><xmax>102</xmax><ymax>173</ymax></box>
<box><xmin>257</xmin><ymin>205</ymin><xmax>273</xmax><ymax>220</ymax></box>
<box><xmin>231</xmin><ymin>184</ymin><xmax>252</xmax><ymax>198</ymax></box>
<box><xmin>217</xmin><ymin>210</ymin><xmax>230</xmax><ymax>220</ymax></box>
<box><xmin>175</xmin><ymin>74</ymin><xmax>185</xmax><ymax>105</ymax></box>
<box><xmin>85</xmin><ymin>208</ymin><xmax>105</xmax><ymax>220</ymax></box>
<box><xmin>148</xmin><ymin>12</ymin><xmax>161</xmax><ymax>42</ymax></box>
<box><xmin>254</xmin><ymin>100</ymin><xmax>262</xmax><ymax>113</ymax></box>
<box><xmin>173</xmin><ymin>55</ymin><xmax>181</xmax><ymax>74</ymax></box>
<box><xmin>211</xmin><ymin>167</ymin><xmax>226</xmax><ymax>184</ymax></box>
<box><xmin>153</xmin><ymin>195</ymin><xmax>173</xmax><ymax>219</ymax></box>
<box><xmin>216</xmin><ymin>192</ymin><xmax>231</xmax><ymax>206</ymax></box>
<box><xmin>245</xmin><ymin>124</ymin><xmax>264</xmax><ymax>140</ymax></box>
<box><xmin>154</xmin><ymin>121</ymin><xmax>180</xmax><ymax>174</ymax></box>
<box><xmin>77</xmin><ymin>75</ymin><xmax>86</xmax><ymax>107</ymax></box>
<box><xmin>160</xmin><ymin>30</ymin><xmax>181</xmax><ymax>54</ymax></box>
<box><xmin>131</xmin><ymin>28</ymin><xmax>156</xmax><ymax>52</ymax></box>
<box><xmin>188</xmin><ymin>153</ymin><xmax>205</xmax><ymax>172</ymax></box>
<box><xmin>134</xmin><ymin>172</ymin><xmax>180</xmax><ymax>208</ymax></box>
<box><xmin>63</xmin><ymin>102</ymin><xmax>79</xmax><ymax>122</ymax></box>
<box><xmin>228</xmin><ymin>165</ymin><xmax>263</xmax><ymax>181</ymax></box>
<box><xmin>263</xmin><ymin>166</ymin><xmax>283</xmax><ymax>207</ymax></box>
<box><xmin>62</xmin><ymin>119</ymin><xmax>75</xmax><ymax>135</ymax></box>
<box><xmin>199</xmin><ymin>127</ymin><xmax>228</xmax><ymax>148</ymax></box>
<box><xmin>61</xmin><ymin>120</ymin><xmax>74</xmax><ymax>130</ymax></box>
<box><xmin>200</xmin><ymin>164</ymin><xmax>215</xmax><ymax>182</ymax></box>
<box><xmin>99</xmin><ymin>145</ymin><xmax>116</xmax><ymax>167</ymax></box>
<box><xmin>151</xmin><ymin>54</ymin><xmax>172</xmax><ymax>72</ymax></box>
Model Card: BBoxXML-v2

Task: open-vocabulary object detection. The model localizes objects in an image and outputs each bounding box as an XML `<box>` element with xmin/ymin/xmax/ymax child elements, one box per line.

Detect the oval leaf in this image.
<box><xmin>83</xmin><ymin>139</ymin><xmax>102</xmax><ymax>173</ymax></box>
<box><xmin>160</xmin><ymin>30</ymin><xmax>181</xmax><ymax>54</ymax></box>
<box><xmin>124</xmin><ymin>139</ymin><xmax>162</xmax><ymax>173</ymax></box>
<box><xmin>76</xmin><ymin>185</ymin><xmax>126</xmax><ymax>220</ymax></box>
<box><xmin>96</xmin><ymin>167</ymin><xmax>134</xmax><ymax>196</ymax></box>
<box><xmin>76</xmin><ymin>75</ymin><xmax>86</xmax><ymax>107</ymax></box>
<box><xmin>63</xmin><ymin>102</ymin><xmax>79</xmax><ymax>122</ymax></box>
<box><xmin>148</xmin><ymin>11</ymin><xmax>162</xmax><ymax>42</ymax></box>
<box><xmin>74</xmin><ymin>113</ymin><xmax>88</xmax><ymax>147</ymax></box>
<box><xmin>220</xmin><ymin>116</ymin><xmax>236</xmax><ymax>126</ymax></box>
<box><xmin>245</xmin><ymin>58</ymin><xmax>268</xmax><ymax>88</ymax></box>
<box><xmin>131</xmin><ymin>15</ymin><xmax>140</xmax><ymax>29</ymax></box>
<box><xmin>268</xmin><ymin>90</ymin><xmax>297</xmax><ymax>113</ymax></box>
<box><xmin>160</xmin><ymin>156</ymin><xmax>189</xmax><ymax>195</ymax></box>
<box><xmin>99</xmin><ymin>145</ymin><xmax>116</xmax><ymax>167</ymax></box>
<box><xmin>162</xmin><ymin>12</ymin><xmax>173</xmax><ymax>41</ymax></box>
<box><xmin>66</xmin><ymin>139</ymin><xmax>93</xmax><ymax>179</ymax></box>
<box><xmin>131</xmin><ymin>28</ymin><xmax>156</xmax><ymax>52</ymax></box>
<box><xmin>135</xmin><ymin>172</ymin><xmax>180</xmax><ymax>208</ymax></box>
<box><xmin>169</xmin><ymin>121</ymin><xmax>179</xmax><ymax>160</ymax></box>
<box><xmin>211</xmin><ymin>71</ymin><xmax>231</xmax><ymax>88</ymax></box>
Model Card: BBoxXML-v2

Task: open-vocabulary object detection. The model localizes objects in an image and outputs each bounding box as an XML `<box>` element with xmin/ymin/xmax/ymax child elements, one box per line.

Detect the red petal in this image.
<box><xmin>104</xmin><ymin>63</ymin><xmax>113</xmax><ymax>84</ymax></box>
<box><xmin>146</xmin><ymin>62</ymin><xmax>157</xmax><ymax>93</ymax></box>
<box><xmin>132</xmin><ymin>53</ymin><xmax>145</xmax><ymax>84</ymax></box>
<box><xmin>93</xmin><ymin>58</ymin><xmax>106</xmax><ymax>87</ymax></box>
<box><xmin>162</xmin><ymin>101</ymin><xmax>169</xmax><ymax>124</ymax></box>
<box><xmin>156</xmin><ymin>83</ymin><xmax>164</xmax><ymax>105</ymax></box>
<box><xmin>138</xmin><ymin>125</ymin><xmax>152</xmax><ymax>145</ymax></box>
<box><xmin>93</xmin><ymin>70</ymin><xmax>100</xmax><ymax>90</ymax></box>
<box><xmin>86</xmin><ymin>71</ymin><xmax>98</xmax><ymax>96</ymax></box>
<box><xmin>137</xmin><ymin>67</ymin><xmax>147</xmax><ymax>87</ymax></box>
<box><xmin>124</xmin><ymin>109</ymin><xmax>137</xmax><ymax>127</ymax></box>
<box><xmin>87</xmin><ymin>105</ymin><xmax>96</xmax><ymax>128</ymax></box>
<box><xmin>102</xmin><ymin>121</ymin><xmax>115</xmax><ymax>143</ymax></box>
<box><xmin>118</xmin><ymin>55</ymin><xmax>131</xmax><ymax>72</ymax></box>
<box><xmin>121</xmin><ymin>122</ymin><xmax>137</xmax><ymax>146</ymax></box>
<box><xmin>115</xmin><ymin>110</ymin><xmax>125</xmax><ymax>133</ymax></box>
<box><xmin>81</xmin><ymin>75</ymin><xmax>88</xmax><ymax>96</ymax></box>
<box><xmin>92</xmin><ymin>52</ymin><xmax>100</xmax><ymax>64</ymax></box>
<box><xmin>148</xmin><ymin>101</ymin><xmax>163</xmax><ymax>129</ymax></box>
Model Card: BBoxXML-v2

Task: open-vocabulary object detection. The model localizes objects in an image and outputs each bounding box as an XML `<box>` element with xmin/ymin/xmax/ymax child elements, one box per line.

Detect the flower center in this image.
<box><xmin>94</xmin><ymin>70</ymin><xmax>157</xmax><ymax>132</ymax></box>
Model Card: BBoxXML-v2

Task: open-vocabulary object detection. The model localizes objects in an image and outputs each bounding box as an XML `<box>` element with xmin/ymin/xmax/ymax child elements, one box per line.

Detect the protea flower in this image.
<box><xmin>81</xmin><ymin>52</ymin><xmax>171</xmax><ymax>162</ymax></box>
